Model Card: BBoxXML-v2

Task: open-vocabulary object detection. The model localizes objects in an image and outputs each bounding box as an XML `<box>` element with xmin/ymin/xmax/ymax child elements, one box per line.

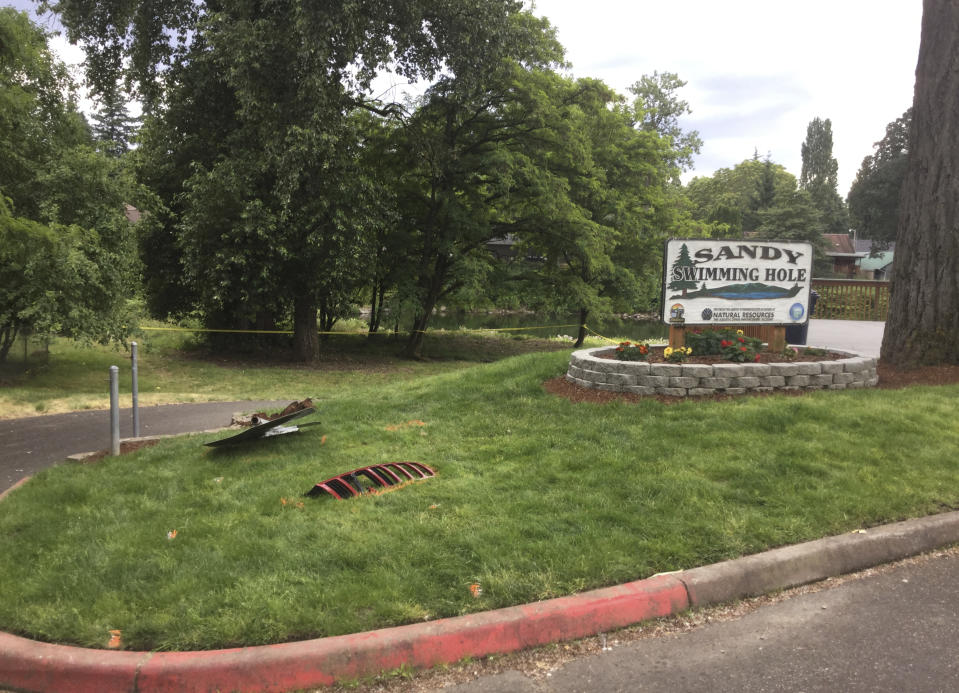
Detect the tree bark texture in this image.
<box><xmin>574</xmin><ymin>308</ymin><xmax>588</xmax><ymax>347</ymax></box>
<box><xmin>292</xmin><ymin>297</ymin><xmax>320</xmax><ymax>362</ymax></box>
<box><xmin>881</xmin><ymin>0</ymin><xmax>959</xmax><ymax>366</ymax></box>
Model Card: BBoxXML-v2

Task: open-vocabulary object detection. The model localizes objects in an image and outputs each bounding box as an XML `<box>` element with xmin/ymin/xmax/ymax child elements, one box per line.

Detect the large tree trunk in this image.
<box><xmin>292</xmin><ymin>297</ymin><xmax>320</xmax><ymax>362</ymax></box>
<box><xmin>880</xmin><ymin>0</ymin><xmax>959</xmax><ymax>366</ymax></box>
<box><xmin>574</xmin><ymin>308</ymin><xmax>588</xmax><ymax>347</ymax></box>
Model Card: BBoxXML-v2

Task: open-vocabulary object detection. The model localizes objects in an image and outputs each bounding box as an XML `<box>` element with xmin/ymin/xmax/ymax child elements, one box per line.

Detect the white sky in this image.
<box><xmin>10</xmin><ymin>0</ymin><xmax>922</xmax><ymax>195</ymax></box>
<box><xmin>526</xmin><ymin>0</ymin><xmax>922</xmax><ymax>194</ymax></box>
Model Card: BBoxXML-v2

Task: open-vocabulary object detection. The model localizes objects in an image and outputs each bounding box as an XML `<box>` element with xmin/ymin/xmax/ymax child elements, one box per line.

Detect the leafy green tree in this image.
<box><xmin>627</xmin><ymin>71</ymin><xmax>703</xmax><ymax>176</ymax></box>
<box><xmin>60</xmin><ymin>0</ymin><xmax>553</xmax><ymax>360</ymax></box>
<box><xmin>881</xmin><ymin>0</ymin><xmax>959</xmax><ymax>366</ymax></box>
<box><xmin>0</xmin><ymin>7</ymin><xmax>88</xmax><ymax>220</ymax></box>
<box><xmin>800</xmin><ymin>117</ymin><xmax>848</xmax><ymax>235</ymax></box>
<box><xmin>847</xmin><ymin>109</ymin><xmax>911</xmax><ymax>251</ymax></box>
<box><xmin>0</xmin><ymin>9</ymin><xmax>139</xmax><ymax>361</ymax></box>
<box><xmin>386</xmin><ymin>18</ymin><xmax>566</xmax><ymax>357</ymax></box>
<box><xmin>686</xmin><ymin>157</ymin><xmax>823</xmax><ymax>243</ymax></box>
<box><xmin>508</xmin><ymin>75</ymin><xmax>685</xmax><ymax>346</ymax></box>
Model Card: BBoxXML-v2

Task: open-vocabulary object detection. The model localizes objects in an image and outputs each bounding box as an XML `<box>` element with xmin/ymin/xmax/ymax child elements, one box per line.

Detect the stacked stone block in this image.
<box><xmin>565</xmin><ymin>348</ymin><xmax>879</xmax><ymax>397</ymax></box>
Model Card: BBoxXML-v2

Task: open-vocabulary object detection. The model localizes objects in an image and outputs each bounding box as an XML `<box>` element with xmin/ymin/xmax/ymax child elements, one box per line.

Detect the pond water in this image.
<box><xmin>426</xmin><ymin>312</ymin><xmax>668</xmax><ymax>342</ymax></box>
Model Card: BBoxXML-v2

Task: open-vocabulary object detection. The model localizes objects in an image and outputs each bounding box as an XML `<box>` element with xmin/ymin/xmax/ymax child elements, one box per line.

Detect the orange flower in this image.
<box><xmin>166</xmin><ymin>529</ymin><xmax>177</xmax><ymax>540</ymax></box>
<box><xmin>469</xmin><ymin>583</ymin><xmax>483</xmax><ymax>598</ymax></box>
<box><xmin>107</xmin><ymin>630</ymin><xmax>122</xmax><ymax>649</ymax></box>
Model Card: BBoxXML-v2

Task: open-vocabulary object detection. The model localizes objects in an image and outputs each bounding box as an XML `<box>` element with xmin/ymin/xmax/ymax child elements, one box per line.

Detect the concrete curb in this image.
<box><xmin>2</xmin><ymin>511</ymin><xmax>959</xmax><ymax>692</ymax></box>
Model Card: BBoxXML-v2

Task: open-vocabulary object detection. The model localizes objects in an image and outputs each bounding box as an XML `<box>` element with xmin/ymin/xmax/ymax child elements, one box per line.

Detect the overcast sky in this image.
<box><xmin>527</xmin><ymin>0</ymin><xmax>922</xmax><ymax>194</ymax></box>
<box><xmin>10</xmin><ymin>0</ymin><xmax>922</xmax><ymax>195</ymax></box>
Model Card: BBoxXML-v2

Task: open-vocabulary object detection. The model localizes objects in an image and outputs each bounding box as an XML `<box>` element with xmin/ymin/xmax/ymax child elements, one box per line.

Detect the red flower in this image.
<box><xmin>721</xmin><ymin>340</ymin><xmax>731</xmax><ymax>347</ymax></box>
<box><xmin>754</xmin><ymin>354</ymin><xmax>761</xmax><ymax>362</ymax></box>
<box><xmin>740</xmin><ymin>346</ymin><xmax>747</xmax><ymax>352</ymax></box>
<box><xmin>639</xmin><ymin>344</ymin><xmax>648</xmax><ymax>354</ymax></box>
<box><xmin>737</xmin><ymin>336</ymin><xmax>745</xmax><ymax>343</ymax></box>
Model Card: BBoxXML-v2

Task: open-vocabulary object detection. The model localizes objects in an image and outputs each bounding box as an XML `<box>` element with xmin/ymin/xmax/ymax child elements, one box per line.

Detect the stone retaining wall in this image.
<box><xmin>566</xmin><ymin>347</ymin><xmax>878</xmax><ymax>397</ymax></box>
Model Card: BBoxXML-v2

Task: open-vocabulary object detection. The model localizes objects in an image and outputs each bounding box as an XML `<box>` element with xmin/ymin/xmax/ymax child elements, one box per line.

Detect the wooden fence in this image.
<box><xmin>811</xmin><ymin>279</ymin><xmax>890</xmax><ymax>321</ymax></box>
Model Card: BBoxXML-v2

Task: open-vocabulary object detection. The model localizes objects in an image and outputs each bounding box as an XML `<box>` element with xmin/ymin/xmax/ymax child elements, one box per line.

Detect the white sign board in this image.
<box><xmin>661</xmin><ymin>239</ymin><xmax>814</xmax><ymax>326</ymax></box>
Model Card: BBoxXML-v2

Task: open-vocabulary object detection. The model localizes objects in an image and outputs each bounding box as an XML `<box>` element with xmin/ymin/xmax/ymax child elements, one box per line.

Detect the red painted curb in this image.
<box><xmin>0</xmin><ymin>575</ymin><xmax>688</xmax><ymax>693</ymax></box>
<box><xmin>0</xmin><ymin>631</ymin><xmax>147</xmax><ymax>693</ymax></box>
<box><xmin>0</xmin><ymin>475</ymin><xmax>31</xmax><ymax>503</ymax></box>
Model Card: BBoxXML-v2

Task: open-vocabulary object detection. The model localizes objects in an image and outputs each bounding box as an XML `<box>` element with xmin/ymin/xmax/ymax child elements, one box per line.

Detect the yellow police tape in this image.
<box><xmin>581</xmin><ymin>324</ymin><xmax>620</xmax><ymax>344</ymax></box>
<box><xmin>139</xmin><ymin>324</ymin><xmax>582</xmax><ymax>336</ymax></box>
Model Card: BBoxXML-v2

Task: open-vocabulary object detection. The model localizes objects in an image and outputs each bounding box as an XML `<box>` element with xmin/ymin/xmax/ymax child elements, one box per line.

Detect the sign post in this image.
<box><xmin>661</xmin><ymin>239</ymin><xmax>814</xmax><ymax>345</ymax></box>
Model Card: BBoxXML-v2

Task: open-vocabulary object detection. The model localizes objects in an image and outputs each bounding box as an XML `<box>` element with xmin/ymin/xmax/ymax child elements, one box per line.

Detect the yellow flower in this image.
<box><xmin>736</xmin><ymin>329</ymin><xmax>744</xmax><ymax>335</ymax></box>
<box><xmin>664</xmin><ymin>347</ymin><xmax>673</xmax><ymax>357</ymax></box>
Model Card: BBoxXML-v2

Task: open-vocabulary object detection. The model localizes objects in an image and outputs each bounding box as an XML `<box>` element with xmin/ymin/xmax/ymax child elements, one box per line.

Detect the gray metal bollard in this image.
<box><xmin>131</xmin><ymin>341</ymin><xmax>140</xmax><ymax>438</ymax></box>
<box><xmin>110</xmin><ymin>365</ymin><xmax>120</xmax><ymax>456</ymax></box>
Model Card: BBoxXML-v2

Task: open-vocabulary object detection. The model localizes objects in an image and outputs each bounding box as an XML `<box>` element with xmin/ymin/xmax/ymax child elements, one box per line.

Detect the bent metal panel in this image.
<box><xmin>661</xmin><ymin>239</ymin><xmax>814</xmax><ymax>326</ymax></box>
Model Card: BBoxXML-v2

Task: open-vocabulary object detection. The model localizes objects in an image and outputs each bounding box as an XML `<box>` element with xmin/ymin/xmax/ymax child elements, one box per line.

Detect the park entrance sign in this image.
<box><xmin>661</xmin><ymin>239</ymin><xmax>814</xmax><ymax>327</ymax></box>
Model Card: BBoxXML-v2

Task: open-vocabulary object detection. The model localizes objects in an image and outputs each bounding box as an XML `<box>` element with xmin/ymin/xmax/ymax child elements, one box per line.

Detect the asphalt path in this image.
<box><xmin>0</xmin><ymin>399</ymin><xmax>288</xmax><ymax>493</ymax></box>
<box><xmin>441</xmin><ymin>550</ymin><xmax>959</xmax><ymax>692</ymax></box>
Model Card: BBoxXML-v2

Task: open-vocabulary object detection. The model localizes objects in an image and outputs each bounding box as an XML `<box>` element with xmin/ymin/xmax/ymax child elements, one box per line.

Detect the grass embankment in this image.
<box><xmin>0</xmin><ymin>326</ymin><xmax>573</xmax><ymax>418</ymax></box>
<box><xmin>1</xmin><ymin>349</ymin><xmax>958</xmax><ymax>651</ymax></box>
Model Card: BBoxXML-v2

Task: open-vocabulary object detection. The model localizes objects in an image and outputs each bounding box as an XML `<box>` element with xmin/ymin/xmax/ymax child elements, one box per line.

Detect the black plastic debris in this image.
<box><xmin>306</xmin><ymin>462</ymin><xmax>435</xmax><ymax>499</ymax></box>
<box><xmin>204</xmin><ymin>407</ymin><xmax>319</xmax><ymax>447</ymax></box>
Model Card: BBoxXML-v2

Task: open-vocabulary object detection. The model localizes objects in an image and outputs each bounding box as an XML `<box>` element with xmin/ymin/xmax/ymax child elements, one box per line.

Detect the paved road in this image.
<box><xmin>806</xmin><ymin>319</ymin><xmax>884</xmax><ymax>357</ymax></box>
<box><xmin>441</xmin><ymin>550</ymin><xmax>959</xmax><ymax>692</ymax></box>
<box><xmin>0</xmin><ymin>399</ymin><xmax>288</xmax><ymax>493</ymax></box>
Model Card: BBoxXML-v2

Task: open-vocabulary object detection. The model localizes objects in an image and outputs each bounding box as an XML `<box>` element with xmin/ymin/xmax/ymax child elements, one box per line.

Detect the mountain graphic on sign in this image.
<box><xmin>670</xmin><ymin>283</ymin><xmax>803</xmax><ymax>300</ymax></box>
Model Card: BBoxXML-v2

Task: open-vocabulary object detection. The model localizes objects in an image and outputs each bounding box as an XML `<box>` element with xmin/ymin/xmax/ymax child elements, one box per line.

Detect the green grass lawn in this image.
<box><xmin>0</xmin><ymin>326</ymin><xmax>574</xmax><ymax>418</ymax></box>
<box><xmin>1</xmin><ymin>349</ymin><xmax>958</xmax><ymax>651</ymax></box>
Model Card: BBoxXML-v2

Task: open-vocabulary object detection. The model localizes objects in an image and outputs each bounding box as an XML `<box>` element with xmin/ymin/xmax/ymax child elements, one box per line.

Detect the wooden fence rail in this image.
<box><xmin>811</xmin><ymin>279</ymin><xmax>890</xmax><ymax>321</ymax></box>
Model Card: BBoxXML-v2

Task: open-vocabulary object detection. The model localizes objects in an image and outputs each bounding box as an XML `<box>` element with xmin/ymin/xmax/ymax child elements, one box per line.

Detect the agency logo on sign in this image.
<box><xmin>789</xmin><ymin>302</ymin><xmax>805</xmax><ymax>321</ymax></box>
<box><xmin>669</xmin><ymin>303</ymin><xmax>685</xmax><ymax>323</ymax></box>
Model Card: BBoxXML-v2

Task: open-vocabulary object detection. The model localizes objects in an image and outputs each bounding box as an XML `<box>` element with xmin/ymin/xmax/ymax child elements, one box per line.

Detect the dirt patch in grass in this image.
<box><xmin>544</xmin><ymin>360</ymin><xmax>959</xmax><ymax>405</ymax></box>
<box><xmin>72</xmin><ymin>439</ymin><xmax>159</xmax><ymax>463</ymax></box>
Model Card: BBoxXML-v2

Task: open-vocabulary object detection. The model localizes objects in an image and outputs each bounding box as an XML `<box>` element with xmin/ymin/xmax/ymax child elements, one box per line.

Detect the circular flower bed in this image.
<box><xmin>566</xmin><ymin>346</ymin><xmax>878</xmax><ymax>397</ymax></box>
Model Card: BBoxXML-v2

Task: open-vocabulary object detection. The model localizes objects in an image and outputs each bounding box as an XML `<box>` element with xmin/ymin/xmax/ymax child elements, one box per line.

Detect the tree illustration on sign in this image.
<box><xmin>668</xmin><ymin>243</ymin><xmax>699</xmax><ymax>296</ymax></box>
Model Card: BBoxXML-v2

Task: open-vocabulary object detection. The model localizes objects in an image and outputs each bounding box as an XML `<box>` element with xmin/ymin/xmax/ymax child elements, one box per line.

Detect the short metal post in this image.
<box><xmin>110</xmin><ymin>365</ymin><xmax>120</xmax><ymax>456</ymax></box>
<box><xmin>131</xmin><ymin>342</ymin><xmax>140</xmax><ymax>438</ymax></box>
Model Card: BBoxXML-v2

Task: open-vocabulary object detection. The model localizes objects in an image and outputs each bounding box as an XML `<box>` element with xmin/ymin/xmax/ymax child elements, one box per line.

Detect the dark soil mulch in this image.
<box><xmin>594</xmin><ymin>346</ymin><xmax>843</xmax><ymax>364</ymax></box>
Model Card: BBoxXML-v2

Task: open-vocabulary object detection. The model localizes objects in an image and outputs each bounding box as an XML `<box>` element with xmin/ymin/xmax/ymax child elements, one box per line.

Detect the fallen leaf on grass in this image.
<box><xmin>166</xmin><ymin>530</ymin><xmax>177</xmax><ymax>540</ymax></box>
<box><xmin>107</xmin><ymin>630</ymin><xmax>122</xmax><ymax>649</ymax></box>
<box><xmin>385</xmin><ymin>420</ymin><xmax>428</xmax><ymax>432</ymax></box>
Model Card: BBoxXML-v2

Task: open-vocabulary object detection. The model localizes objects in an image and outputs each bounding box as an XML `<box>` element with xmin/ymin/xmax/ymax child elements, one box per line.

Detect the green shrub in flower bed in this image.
<box><xmin>687</xmin><ymin>328</ymin><xmax>764</xmax><ymax>360</ymax></box>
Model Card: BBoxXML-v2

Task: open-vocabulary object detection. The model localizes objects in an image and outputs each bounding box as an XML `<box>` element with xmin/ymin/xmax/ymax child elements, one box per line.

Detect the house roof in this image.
<box><xmin>823</xmin><ymin>234</ymin><xmax>867</xmax><ymax>257</ymax></box>
<box><xmin>854</xmin><ymin>238</ymin><xmax>896</xmax><ymax>255</ymax></box>
<box><xmin>859</xmin><ymin>251</ymin><xmax>894</xmax><ymax>272</ymax></box>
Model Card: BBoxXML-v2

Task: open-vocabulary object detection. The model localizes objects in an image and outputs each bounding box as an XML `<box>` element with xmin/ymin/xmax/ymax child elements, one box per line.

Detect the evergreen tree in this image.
<box><xmin>90</xmin><ymin>87</ymin><xmax>139</xmax><ymax>157</ymax></box>
<box><xmin>667</xmin><ymin>243</ymin><xmax>698</xmax><ymax>295</ymax></box>
<box><xmin>800</xmin><ymin>117</ymin><xmax>848</xmax><ymax>234</ymax></box>
<box><xmin>847</xmin><ymin>109</ymin><xmax>911</xmax><ymax>251</ymax></box>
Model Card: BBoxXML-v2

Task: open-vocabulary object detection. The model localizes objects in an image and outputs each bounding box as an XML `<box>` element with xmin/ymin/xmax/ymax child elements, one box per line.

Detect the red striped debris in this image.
<box><xmin>306</xmin><ymin>462</ymin><xmax>435</xmax><ymax>499</ymax></box>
